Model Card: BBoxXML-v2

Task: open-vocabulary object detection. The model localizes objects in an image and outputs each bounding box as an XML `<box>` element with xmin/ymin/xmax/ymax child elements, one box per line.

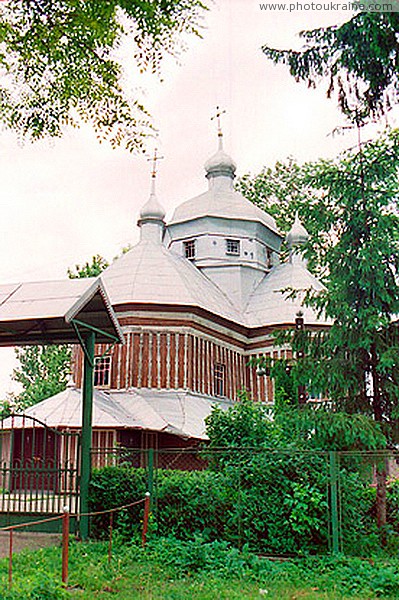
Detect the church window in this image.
<box><xmin>214</xmin><ymin>363</ymin><xmax>226</xmax><ymax>396</ymax></box>
<box><xmin>184</xmin><ymin>240</ymin><xmax>196</xmax><ymax>259</ymax></box>
<box><xmin>225</xmin><ymin>239</ymin><xmax>240</xmax><ymax>256</ymax></box>
<box><xmin>94</xmin><ymin>356</ymin><xmax>111</xmax><ymax>387</ymax></box>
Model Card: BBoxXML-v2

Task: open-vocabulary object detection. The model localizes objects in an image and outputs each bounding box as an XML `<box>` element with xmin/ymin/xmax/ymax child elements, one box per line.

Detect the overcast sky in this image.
<box><xmin>0</xmin><ymin>1</ymin><xmax>395</xmax><ymax>397</ymax></box>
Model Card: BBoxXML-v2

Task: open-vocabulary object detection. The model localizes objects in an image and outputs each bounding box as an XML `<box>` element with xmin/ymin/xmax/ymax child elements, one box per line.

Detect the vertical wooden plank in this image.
<box><xmin>156</xmin><ymin>332</ymin><xmax>161</xmax><ymax>389</ymax></box>
<box><xmin>116</xmin><ymin>342</ymin><xmax>122</xmax><ymax>389</ymax></box>
<box><xmin>132</xmin><ymin>333</ymin><xmax>140</xmax><ymax>387</ymax></box>
<box><xmin>244</xmin><ymin>354</ymin><xmax>250</xmax><ymax>394</ymax></box>
<box><xmin>160</xmin><ymin>333</ymin><xmax>167</xmax><ymax>389</ymax></box>
<box><xmin>227</xmin><ymin>347</ymin><xmax>233</xmax><ymax>400</ymax></box>
<box><xmin>175</xmin><ymin>333</ymin><xmax>179</xmax><ymax>389</ymax></box>
<box><xmin>148</xmin><ymin>333</ymin><xmax>153</xmax><ymax>388</ymax></box>
<box><xmin>166</xmin><ymin>333</ymin><xmax>171</xmax><ymax>389</ymax></box>
<box><xmin>185</xmin><ymin>334</ymin><xmax>191</xmax><ymax>390</ymax></box>
<box><xmin>169</xmin><ymin>333</ymin><xmax>176</xmax><ymax>389</ymax></box>
<box><xmin>199</xmin><ymin>337</ymin><xmax>202</xmax><ymax>393</ymax></box>
<box><xmin>152</xmin><ymin>332</ymin><xmax>159</xmax><ymax>388</ymax></box>
<box><xmin>204</xmin><ymin>339</ymin><xmax>209</xmax><ymax>395</ymax></box>
<box><xmin>232</xmin><ymin>350</ymin><xmax>238</xmax><ymax>399</ymax></box>
<box><xmin>141</xmin><ymin>333</ymin><xmax>149</xmax><ymax>388</ymax></box>
<box><xmin>178</xmin><ymin>334</ymin><xmax>186</xmax><ymax>388</ymax></box>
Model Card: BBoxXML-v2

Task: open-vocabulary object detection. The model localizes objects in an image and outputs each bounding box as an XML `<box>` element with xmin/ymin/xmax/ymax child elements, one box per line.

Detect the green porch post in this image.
<box><xmin>80</xmin><ymin>331</ymin><xmax>95</xmax><ymax>540</ymax></box>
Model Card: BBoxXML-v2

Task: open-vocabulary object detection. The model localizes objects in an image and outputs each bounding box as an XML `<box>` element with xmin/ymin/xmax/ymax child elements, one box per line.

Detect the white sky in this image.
<box><xmin>0</xmin><ymin>1</ymin><xmax>394</xmax><ymax>397</ymax></box>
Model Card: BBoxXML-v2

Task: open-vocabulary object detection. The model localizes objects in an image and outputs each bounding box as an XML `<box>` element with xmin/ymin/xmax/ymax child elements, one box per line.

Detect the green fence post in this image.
<box><xmin>80</xmin><ymin>331</ymin><xmax>95</xmax><ymax>540</ymax></box>
<box><xmin>147</xmin><ymin>448</ymin><xmax>154</xmax><ymax>506</ymax></box>
<box><xmin>329</xmin><ymin>450</ymin><xmax>340</xmax><ymax>554</ymax></box>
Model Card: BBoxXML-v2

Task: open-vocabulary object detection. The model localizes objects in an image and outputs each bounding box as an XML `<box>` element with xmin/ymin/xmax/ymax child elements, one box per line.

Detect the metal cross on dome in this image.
<box><xmin>147</xmin><ymin>147</ymin><xmax>164</xmax><ymax>178</ymax></box>
<box><xmin>211</xmin><ymin>106</ymin><xmax>226</xmax><ymax>138</ymax></box>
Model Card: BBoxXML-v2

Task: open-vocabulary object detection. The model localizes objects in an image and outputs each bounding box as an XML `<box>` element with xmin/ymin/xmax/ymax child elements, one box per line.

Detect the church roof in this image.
<box><xmin>169</xmin><ymin>140</ymin><xmax>279</xmax><ymax>234</ymax></box>
<box><xmin>169</xmin><ymin>188</ymin><xmax>279</xmax><ymax>232</ymax></box>
<box><xmin>244</xmin><ymin>261</ymin><xmax>328</xmax><ymax>327</ymax></box>
<box><xmin>102</xmin><ymin>238</ymin><xmax>243</xmax><ymax>324</ymax></box>
<box><xmin>6</xmin><ymin>387</ymin><xmax>233</xmax><ymax>440</ymax></box>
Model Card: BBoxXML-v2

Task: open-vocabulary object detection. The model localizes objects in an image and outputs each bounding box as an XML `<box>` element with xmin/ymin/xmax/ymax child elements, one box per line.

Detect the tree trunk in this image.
<box><xmin>370</xmin><ymin>347</ymin><xmax>387</xmax><ymax>543</ymax></box>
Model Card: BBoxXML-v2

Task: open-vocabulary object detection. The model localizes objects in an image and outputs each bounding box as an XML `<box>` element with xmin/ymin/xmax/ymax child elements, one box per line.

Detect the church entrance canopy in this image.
<box><xmin>0</xmin><ymin>278</ymin><xmax>123</xmax><ymax>345</ymax></box>
<box><xmin>0</xmin><ymin>277</ymin><xmax>124</xmax><ymax>539</ymax></box>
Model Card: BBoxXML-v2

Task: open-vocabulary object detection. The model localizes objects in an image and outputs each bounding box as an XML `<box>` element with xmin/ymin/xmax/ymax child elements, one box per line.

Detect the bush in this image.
<box><xmin>88</xmin><ymin>466</ymin><xmax>146</xmax><ymax>538</ymax></box>
<box><xmin>89</xmin><ymin>461</ymin><xmax>330</xmax><ymax>554</ymax></box>
<box><xmin>88</xmin><ymin>453</ymin><xmax>397</xmax><ymax>555</ymax></box>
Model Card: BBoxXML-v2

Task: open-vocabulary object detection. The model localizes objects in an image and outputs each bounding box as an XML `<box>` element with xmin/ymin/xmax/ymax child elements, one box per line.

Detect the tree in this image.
<box><xmin>240</xmin><ymin>130</ymin><xmax>399</xmax><ymax>430</ymax></box>
<box><xmin>67</xmin><ymin>254</ymin><xmax>109</xmax><ymax>279</ymax></box>
<box><xmin>12</xmin><ymin>345</ymin><xmax>72</xmax><ymax>410</ymax></box>
<box><xmin>205</xmin><ymin>395</ymin><xmax>385</xmax><ymax>554</ymax></box>
<box><xmin>262</xmin><ymin>13</ymin><xmax>399</xmax><ymax>123</ymax></box>
<box><xmin>236</xmin><ymin>157</ymin><xmax>334</xmax><ymax>275</ymax></box>
<box><xmin>0</xmin><ymin>0</ymin><xmax>207</xmax><ymax>150</ymax></box>
<box><xmin>12</xmin><ymin>253</ymin><xmax>109</xmax><ymax>409</ymax></box>
<box><xmin>240</xmin><ymin>129</ymin><xmax>399</xmax><ymax>535</ymax></box>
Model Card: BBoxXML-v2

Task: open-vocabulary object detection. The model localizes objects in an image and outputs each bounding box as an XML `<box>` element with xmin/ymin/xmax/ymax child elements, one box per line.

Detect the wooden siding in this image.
<box><xmin>73</xmin><ymin>330</ymin><xmax>271</xmax><ymax>402</ymax></box>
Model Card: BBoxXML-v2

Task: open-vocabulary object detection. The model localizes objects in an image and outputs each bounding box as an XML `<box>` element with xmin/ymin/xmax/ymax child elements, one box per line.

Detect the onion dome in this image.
<box><xmin>137</xmin><ymin>175</ymin><xmax>166</xmax><ymax>244</ymax></box>
<box><xmin>286</xmin><ymin>213</ymin><xmax>309</xmax><ymax>248</ymax></box>
<box><xmin>204</xmin><ymin>136</ymin><xmax>237</xmax><ymax>179</ymax></box>
<box><xmin>137</xmin><ymin>180</ymin><xmax>166</xmax><ymax>225</ymax></box>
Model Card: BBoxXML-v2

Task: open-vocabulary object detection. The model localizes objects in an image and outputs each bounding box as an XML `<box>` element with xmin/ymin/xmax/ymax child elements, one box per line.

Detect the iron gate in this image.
<box><xmin>0</xmin><ymin>414</ymin><xmax>80</xmax><ymax>514</ymax></box>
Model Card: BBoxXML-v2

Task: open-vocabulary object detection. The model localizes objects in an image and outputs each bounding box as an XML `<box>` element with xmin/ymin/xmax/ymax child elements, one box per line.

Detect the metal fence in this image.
<box><xmin>91</xmin><ymin>446</ymin><xmax>399</xmax><ymax>556</ymax></box>
<box><xmin>0</xmin><ymin>415</ymin><xmax>80</xmax><ymax>517</ymax></box>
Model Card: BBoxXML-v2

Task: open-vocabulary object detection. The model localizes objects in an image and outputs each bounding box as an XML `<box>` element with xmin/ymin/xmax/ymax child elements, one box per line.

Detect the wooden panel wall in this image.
<box><xmin>72</xmin><ymin>331</ymin><xmax>267</xmax><ymax>402</ymax></box>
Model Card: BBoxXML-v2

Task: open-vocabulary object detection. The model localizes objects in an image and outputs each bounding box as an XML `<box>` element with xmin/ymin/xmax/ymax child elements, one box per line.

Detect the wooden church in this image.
<box><xmin>7</xmin><ymin>132</ymin><xmax>327</xmax><ymax>461</ymax></box>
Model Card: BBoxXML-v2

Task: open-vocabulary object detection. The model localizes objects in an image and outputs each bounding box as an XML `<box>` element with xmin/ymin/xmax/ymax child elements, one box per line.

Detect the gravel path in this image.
<box><xmin>0</xmin><ymin>531</ymin><xmax>60</xmax><ymax>558</ymax></box>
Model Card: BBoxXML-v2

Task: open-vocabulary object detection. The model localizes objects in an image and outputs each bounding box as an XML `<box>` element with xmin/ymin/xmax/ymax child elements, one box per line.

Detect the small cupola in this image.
<box><xmin>137</xmin><ymin>150</ymin><xmax>166</xmax><ymax>243</ymax></box>
<box><xmin>286</xmin><ymin>214</ymin><xmax>309</xmax><ymax>265</ymax></box>
<box><xmin>204</xmin><ymin>136</ymin><xmax>237</xmax><ymax>182</ymax></box>
<box><xmin>204</xmin><ymin>107</ymin><xmax>236</xmax><ymax>190</ymax></box>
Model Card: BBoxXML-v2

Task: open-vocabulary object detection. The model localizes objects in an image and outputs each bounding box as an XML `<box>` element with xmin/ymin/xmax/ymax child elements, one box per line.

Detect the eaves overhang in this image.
<box><xmin>0</xmin><ymin>277</ymin><xmax>124</xmax><ymax>346</ymax></box>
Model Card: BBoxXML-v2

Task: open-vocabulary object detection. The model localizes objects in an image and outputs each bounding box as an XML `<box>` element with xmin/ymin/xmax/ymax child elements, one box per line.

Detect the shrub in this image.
<box><xmin>88</xmin><ymin>466</ymin><xmax>146</xmax><ymax>538</ymax></box>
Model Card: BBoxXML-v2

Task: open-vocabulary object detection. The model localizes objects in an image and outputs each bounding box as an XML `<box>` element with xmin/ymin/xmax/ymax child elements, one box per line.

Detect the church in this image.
<box><xmin>14</xmin><ymin>130</ymin><xmax>327</xmax><ymax>456</ymax></box>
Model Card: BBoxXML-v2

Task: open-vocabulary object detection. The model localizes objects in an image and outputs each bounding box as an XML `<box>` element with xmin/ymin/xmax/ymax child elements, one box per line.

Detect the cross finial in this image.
<box><xmin>147</xmin><ymin>147</ymin><xmax>164</xmax><ymax>179</ymax></box>
<box><xmin>211</xmin><ymin>106</ymin><xmax>226</xmax><ymax>140</ymax></box>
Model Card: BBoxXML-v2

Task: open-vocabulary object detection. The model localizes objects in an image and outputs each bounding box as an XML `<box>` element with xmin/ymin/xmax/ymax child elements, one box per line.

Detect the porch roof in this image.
<box><xmin>0</xmin><ymin>278</ymin><xmax>124</xmax><ymax>345</ymax></box>
<box><xmin>4</xmin><ymin>387</ymin><xmax>233</xmax><ymax>440</ymax></box>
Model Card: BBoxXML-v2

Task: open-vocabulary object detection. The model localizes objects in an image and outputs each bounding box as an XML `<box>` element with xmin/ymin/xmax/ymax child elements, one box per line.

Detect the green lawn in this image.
<box><xmin>0</xmin><ymin>537</ymin><xmax>399</xmax><ymax>599</ymax></box>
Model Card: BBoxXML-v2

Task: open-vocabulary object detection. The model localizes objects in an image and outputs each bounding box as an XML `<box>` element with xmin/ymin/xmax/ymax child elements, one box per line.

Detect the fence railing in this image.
<box><xmin>0</xmin><ymin>493</ymin><xmax>150</xmax><ymax>590</ymax></box>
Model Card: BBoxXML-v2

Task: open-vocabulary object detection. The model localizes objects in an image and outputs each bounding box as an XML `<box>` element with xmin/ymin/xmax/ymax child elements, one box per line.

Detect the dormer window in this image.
<box><xmin>226</xmin><ymin>239</ymin><xmax>240</xmax><ymax>256</ymax></box>
<box><xmin>184</xmin><ymin>240</ymin><xmax>196</xmax><ymax>259</ymax></box>
<box><xmin>94</xmin><ymin>356</ymin><xmax>111</xmax><ymax>387</ymax></box>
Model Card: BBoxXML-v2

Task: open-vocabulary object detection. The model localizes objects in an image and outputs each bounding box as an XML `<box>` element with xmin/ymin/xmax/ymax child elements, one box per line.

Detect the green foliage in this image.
<box><xmin>12</xmin><ymin>344</ymin><xmax>71</xmax><ymax>410</ymax></box>
<box><xmin>206</xmin><ymin>395</ymin><xmax>385</xmax><ymax>453</ymax></box>
<box><xmin>67</xmin><ymin>254</ymin><xmax>109</xmax><ymax>279</ymax></box>
<box><xmin>262</xmin><ymin>13</ymin><xmax>399</xmax><ymax>123</ymax></box>
<box><xmin>240</xmin><ymin>129</ymin><xmax>399</xmax><ymax>439</ymax></box>
<box><xmin>88</xmin><ymin>465</ymin><xmax>147</xmax><ymax>538</ymax></box>
<box><xmin>6</xmin><ymin>537</ymin><xmax>399</xmax><ymax>599</ymax></box>
<box><xmin>205</xmin><ymin>392</ymin><xmax>278</xmax><ymax>448</ymax></box>
<box><xmin>0</xmin><ymin>0</ymin><xmax>207</xmax><ymax>151</ymax></box>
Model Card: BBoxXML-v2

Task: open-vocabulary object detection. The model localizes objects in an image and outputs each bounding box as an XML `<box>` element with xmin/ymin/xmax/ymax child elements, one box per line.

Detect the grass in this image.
<box><xmin>0</xmin><ymin>536</ymin><xmax>399</xmax><ymax>599</ymax></box>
